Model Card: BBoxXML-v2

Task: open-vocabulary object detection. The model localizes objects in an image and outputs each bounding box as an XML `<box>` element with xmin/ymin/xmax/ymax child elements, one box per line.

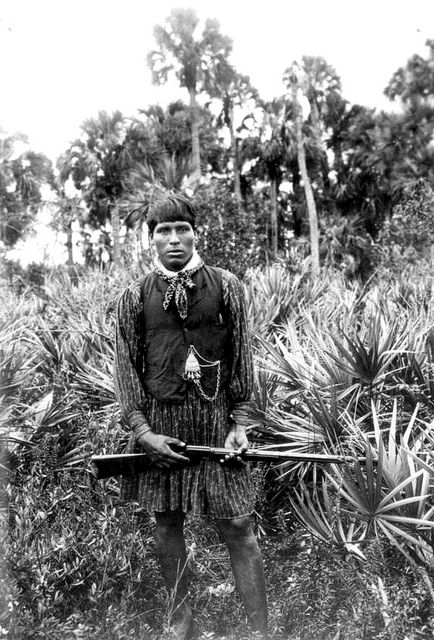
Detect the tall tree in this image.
<box><xmin>300</xmin><ymin>56</ymin><xmax>344</xmax><ymax>204</ymax></box>
<box><xmin>138</xmin><ymin>101</ymin><xmax>223</xmax><ymax>187</ymax></box>
<box><xmin>58</xmin><ymin>111</ymin><xmax>162</xmax><ymax>269</ymax></box>
<box><xmin>329</xmin><ymin>39</ymin><xmax>434</xmax><ymax>242</ymax></box>
<box><xmin>241</xmin><ymin>98</ymin><xmax>291</xmax><ymax>257</ymax></box>
<box><xmin>122</xmin><ymin>102</ymin><xmax>223</xmax><ymax>244</ymax></box>
<box><xmin>385</xmin><ymin>39</ymin><xmax>434</xmax><ymax>106</ymax></box>
<box><xmin>261</xmin><ymin>99</ymin><xmax>287</xmax><ymax>257</ymax></box>
<box><xmin>58</xmin><ymin>111</ymin><xmax>125</xmax><ymax>268</ymax></box>
<box><xmin>147</xmin><ymin>8</ymin><xmax>232</xmax><ymax>187</ymax></box>
<box><xmin>383</xmin><ymin>39</ymin><xmax>434</xmax><ymax>189</ymax></box>
<box><xmin>119</xmin><ymin>109</ymin><xmax>189</xmax><ymax>249</ymax></box>
<box><xmin>0</xmin><ymin>134</ymin><xmax>54</xmax><ymax>247</ymax></box>
<box><xmin>211</xmin><ymin>62</ymin><xmax>259</xmax><ymax>213</ymax></box>
<box><xmin>284</xmin><ymin>64</ymin><xmax>320</xmax><ymax>275</ymax></box>
<box><xmin>328</xmin><ymin>104</ymin><xmax>389</xmax><ymax>235</ymax></box>
<box><xmin>49</xmin><ymin>188</ymin><xmax>84</xmax><ymax>267</ymax></box>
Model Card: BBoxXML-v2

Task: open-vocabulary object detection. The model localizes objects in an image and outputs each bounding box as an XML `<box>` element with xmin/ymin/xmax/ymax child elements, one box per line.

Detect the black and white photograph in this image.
<box><xmin>2</xmin><ymin>1</ymin><xmax>434</xmax><ymax>638</ymax></box>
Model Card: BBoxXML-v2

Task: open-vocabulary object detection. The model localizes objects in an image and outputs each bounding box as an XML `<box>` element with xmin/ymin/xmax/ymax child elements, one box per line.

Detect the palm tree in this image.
<box><xmin>0</xmin><ymin>133</ymin><xmax>54</xmax><ymax>247</ymax></box>
<box><xmin>284</xmin><ymin>64</ymin><xmax>320</xmax><ymax>275</ymax></box>
<box><xmin>49</xmin><ymin>188</ymin><xmax>83</xmax><ymax>267</ymax></box>
<box><xmin>59</xmin><ymin>111</ymin><xmax>127</xmax><ymax>268</ymax></box>
<box><xmin>210</xmin><ymin>61</ymin><xmax>259</xmax><ymax>213</ymax></box>
<box><xmin>59</xmin><ymin>111</ymin><xmax>165</xmax><ymax>269</ymax></box>
<box><xmin>240</xmin><ymin>98</ymin><xmax>291</xmax><ymax>258</ymax></box>
<box><xmin>147</xmin><ymin>8</ymin><xmax>232</xmax><ymax>188</ymax></box>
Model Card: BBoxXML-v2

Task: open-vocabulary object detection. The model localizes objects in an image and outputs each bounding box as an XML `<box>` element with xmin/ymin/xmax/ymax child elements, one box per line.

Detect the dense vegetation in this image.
<box><xmin>2</xmin><ymin>255</ymin><xmax>434</xmax><ymax>639</ymax></box>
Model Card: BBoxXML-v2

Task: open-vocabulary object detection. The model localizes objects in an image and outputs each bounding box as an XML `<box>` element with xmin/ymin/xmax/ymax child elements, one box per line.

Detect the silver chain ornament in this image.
<box><xmin>183</xmin><ymin>345</ymin><xmax>221</xmax><ymax>402</ymax></box>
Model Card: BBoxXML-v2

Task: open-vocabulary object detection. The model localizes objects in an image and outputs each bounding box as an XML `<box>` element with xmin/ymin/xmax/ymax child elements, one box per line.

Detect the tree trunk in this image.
<box><xmin>122</xmin><ymin>227</ymin><xmax>135</xmax><ymax>266</ymax></box>
<box><xmin>229</xmin><ymin>105</ymin><xmax>243</xmax><ymax>214</ymax></box>
<box><xmin>136</xmin><ymin>223</ymin><xmax>147</xmax><ymax>265</ymax></box>
<box><xmin>294</xmin><ymin>99</ymin><xmax>320</xmax><ymax>276</ymax></box>
<box><xmin>188</xmin><ymin>87</ymin><xmax>201</xmax><ymax>187</ymax></box>
<box><xmin>270</xmin><ymin>178</ymin><xmax>279</xmax><ymax>258</ymax></box>
<box><xmin>65</xmin><ymin>220</ymin><xmax>74</xmax><ymax>266</ymax></box>
<box><xmin>111</xmin><ymin>203</ymin><xmax>122</xmax><ymax>270</ymax></box>
<box><xmin>309</xmin><ymin>100</ymin><xmax>322</xmax><ymax>152</ymax></box>
<box><xmin>309</xmin><ymin>99</ymin><xmax>330</xmax><ymax>195</ymax></box>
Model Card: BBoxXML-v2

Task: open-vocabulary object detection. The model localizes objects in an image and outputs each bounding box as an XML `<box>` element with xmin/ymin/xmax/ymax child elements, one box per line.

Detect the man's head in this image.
<box><xmin>147</xmin><ymin>193</ymin><xmax>197</xmax><ymax>271</ymax></box>
<box><xmin>146</xmin><ymin>193</ymin><xmax>196</xmax><ymax>237</ymax></box>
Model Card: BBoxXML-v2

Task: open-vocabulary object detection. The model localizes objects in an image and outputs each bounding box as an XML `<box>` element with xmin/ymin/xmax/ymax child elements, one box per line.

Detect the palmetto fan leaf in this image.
<box><xmin>281</xmin><ymin>396</ymin><xmax>434</xmax><ymax>568</ymax></box>
<box><xmin>1</xmin><ymin>312</ymin><xmax>39</xmax><ymax>400</ymax></box>
<box><xmin>259</xmin><ymin>403</ymin><xmax>326</xmax><ymax>453</ymax></box>
<box><xmin>304</xmin><ymin>391</ymin><xmax>353</xmax><ymax>446</ymax></box>
<box><xmin>253</xmin><ymin>396</ymin><xmax>364</xmax><ymax>465</ymax></box>
<box><xmin>326</xmin><ymin>442</ymin><xmax>434</xmax><ymax>564</ymax></box>
<box><xmin>376</xmin><ymin>520</ymin><xmax>434</xmax><ymax>569</ymax></box>
<box><xmin>300</xmin><ymin>313</ymin><xmax>355</xmax><ymax>390</ymax></box>
<box><xmin>256</xmin><ymin>332</ymin><xmax>329</xmax><ymax>393</ymax></box>
<box><xmin>256</xmin><ymin>321</ymin><xmax>362</xmax><ymax>409</ymax></box>
<box><xmin>66</xmin><ymin>350</ymin><xmax>116</xmax><ymax>411</ymax></box>
<box><xmin>254</xmin><ymin>322</ymin><xmax>374</xmax><ymax>456</ymax></box>
<box><xmin>289</xmin><ymin>477</ymin><xmax>368</xmax><ymax>559</ymax></box>
<box><xmin>20</xmin><ymin>391</ymin><xmax>81</xmax><ymax>431</ymax></box>
<box><xmin>244</xmin><ymin>263</ymin><xmax>325</xmax><ymax>336</ymax></box>
<box><xmin>328</xmin><ymin>318</ymin><xmax>408</xmax><ymax>386</ymax></box>
<box><xmin>2</xmin><ymin>391</ymin><xmax>81</xmax><ymax>461</ymax></box>
<box><xmin>24</xmin><ymin>319</ymin><xmax>64</xmax><ymax>377</ymax></box>
<box><xmin>400</xmin><ymin>330</ymin><xmax>434</xmax><ymax>409</ymax></box>
<box><xmin>0</xmin><ymin>346</ymin><xmax>37</xmax><ymax>404</ymax></box>
<box><xmin>246</xmin><ymin>367</ymin><xmax>282</xmax><ymax>435</ymax></box>
<box><xmin>369</xmin><ymin>400</ymin><xmax>426</xmax><ymax>490</ymax></box>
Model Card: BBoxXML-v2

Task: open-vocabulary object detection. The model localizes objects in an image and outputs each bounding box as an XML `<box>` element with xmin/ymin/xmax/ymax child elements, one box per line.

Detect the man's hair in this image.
<box><xmin>146</xmin><ymin>193</ymin><xmax>197</xmax><ymax>236</ymax></box>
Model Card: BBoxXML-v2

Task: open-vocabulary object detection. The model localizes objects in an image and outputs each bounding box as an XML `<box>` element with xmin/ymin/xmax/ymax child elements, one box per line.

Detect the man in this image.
<box><xmin>114</xmin><ymin>193</ymin><xmax>267</xmax><ymax>639</ymax></box>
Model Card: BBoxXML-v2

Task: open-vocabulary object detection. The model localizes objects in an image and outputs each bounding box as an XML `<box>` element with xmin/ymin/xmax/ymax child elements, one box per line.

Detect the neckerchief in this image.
<box><xmin>153</xmin><ymin>252</ymin><xmax>204</xmax><ymax>320</ymax></box>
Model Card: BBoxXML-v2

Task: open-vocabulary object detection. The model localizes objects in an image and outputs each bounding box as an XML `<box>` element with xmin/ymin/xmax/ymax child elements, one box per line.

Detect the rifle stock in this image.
<box><xmin>91</xmin><ymin>445</ymin><xmax>363</xmax><ymax>480</ymax></box>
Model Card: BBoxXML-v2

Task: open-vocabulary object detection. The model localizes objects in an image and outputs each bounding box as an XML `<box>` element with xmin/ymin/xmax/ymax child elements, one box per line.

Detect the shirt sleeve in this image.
<box><xmin>221</xmin><ymin>270</ymin><xmax>254</xmax><ymax>408</ymax></box>
<box><xmin>113</xmin><ymin>280</ymin><xmax>150</xmax><ymax>438</ymax></box>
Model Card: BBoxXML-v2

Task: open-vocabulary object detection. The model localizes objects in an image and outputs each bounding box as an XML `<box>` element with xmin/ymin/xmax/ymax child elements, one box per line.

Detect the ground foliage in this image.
<box><xmin>2</xmin><ymin>261</ymin><xmax>434</xmax><ymax>639</ymax></box>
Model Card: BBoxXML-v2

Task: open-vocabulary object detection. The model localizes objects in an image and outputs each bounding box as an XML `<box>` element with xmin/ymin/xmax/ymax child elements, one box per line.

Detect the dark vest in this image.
<box><xmin>138</xmin><ymin>266</ymin><xmax>233</xmax><ymax>403</ymax></box>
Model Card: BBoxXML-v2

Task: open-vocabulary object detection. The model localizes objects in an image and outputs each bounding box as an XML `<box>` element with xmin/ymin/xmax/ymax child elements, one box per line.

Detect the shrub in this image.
<box><xmin>378</xmin><ymin>179</ymin><xmax>434</xmax><ymax>272</ymax></box>
<box><xmin>194</xmin><ymin>180</ymin><xmax>266</xmax><ymax>278</ymax></box>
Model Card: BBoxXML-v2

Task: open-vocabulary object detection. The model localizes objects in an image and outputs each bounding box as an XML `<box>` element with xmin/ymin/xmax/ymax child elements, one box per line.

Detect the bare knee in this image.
<box><xmin>216</xmin><ymin>515</ymin><xmax>257</xmax><ymax>550</ymax></box>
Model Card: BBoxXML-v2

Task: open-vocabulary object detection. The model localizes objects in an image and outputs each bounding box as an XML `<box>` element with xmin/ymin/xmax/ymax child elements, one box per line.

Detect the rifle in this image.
<box><xmin>91</xmin><ymin>445</ymin><xmax>365</xmax><ymax>480</ymax></box>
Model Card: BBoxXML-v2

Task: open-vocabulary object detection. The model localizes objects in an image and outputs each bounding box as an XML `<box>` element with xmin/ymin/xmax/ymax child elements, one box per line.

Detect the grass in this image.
<box><xmin>4</xmin><ymin>494</ymin><xmax>434</xmax><ymax>639</ymax></box>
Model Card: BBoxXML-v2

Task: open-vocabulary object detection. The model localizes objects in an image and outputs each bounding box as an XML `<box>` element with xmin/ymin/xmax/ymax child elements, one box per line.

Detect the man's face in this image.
<box><xmin>152</xmin><ymin>220</ymin><xmax>196</xmax><ymax>271</ymax></box>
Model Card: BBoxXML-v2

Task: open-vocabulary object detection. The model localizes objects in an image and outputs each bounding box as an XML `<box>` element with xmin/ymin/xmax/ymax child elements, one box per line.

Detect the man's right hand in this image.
<box><xmin>137</xmin><ymin>432</ymin><xmax>190</xmax><ymax>468</ymax></box>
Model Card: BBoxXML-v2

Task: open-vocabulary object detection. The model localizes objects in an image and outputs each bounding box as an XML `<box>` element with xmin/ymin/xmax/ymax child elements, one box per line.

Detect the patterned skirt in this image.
<box><xmin>120</xmin><ymin>386</ymin><xmax>255</xmax><ymax>519</ymax></box>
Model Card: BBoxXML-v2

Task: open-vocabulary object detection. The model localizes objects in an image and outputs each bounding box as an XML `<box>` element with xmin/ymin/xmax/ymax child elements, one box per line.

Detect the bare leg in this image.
<box><xmin>216</xmin><ymin>515</ymin><xmax>268</xmax><ymax>637</ymax></box>
<box><xmin>154</xmin><ymin>510</ymin><xmax>193</xmax><ymax>639</ymax></box>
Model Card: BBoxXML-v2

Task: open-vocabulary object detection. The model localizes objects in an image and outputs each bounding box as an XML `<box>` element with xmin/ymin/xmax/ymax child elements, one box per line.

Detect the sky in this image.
<box><xmin>1</xmin><ymin>0</ymin><xmax>434</xmax><ymax>163</ymax></box>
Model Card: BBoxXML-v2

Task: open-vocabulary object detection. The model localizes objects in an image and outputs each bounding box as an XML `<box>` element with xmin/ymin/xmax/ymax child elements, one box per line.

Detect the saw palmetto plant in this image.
<box><xmin>0</xmin><ymin>271</ymin><xmax>119</xmax><ymax>472</ymax></box>
<box><xmin>244</xmin><ymin>262</ymin><xmax>328</xmax><ymax>337</ymax></box>
<box><xmin>285</xmin><ymin>403</ymin><xmax>434</xmax><ymax>569</ymax></box>
<box><xmin>253</xmin><ymin>281</ymin><xmax>434</xmax><ymax>571</ymax></box>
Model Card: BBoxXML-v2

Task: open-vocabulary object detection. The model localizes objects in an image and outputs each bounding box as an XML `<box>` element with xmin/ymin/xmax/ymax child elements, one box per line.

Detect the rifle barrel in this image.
<box><xmin>91</xmin><ymin>445</ymin><xmax>364</xmax><ymax>480</ymax></box>
<box><xmin>184</xmin><ymin>445</ymin><xmax>357</xmax><ymax>463</ymax></box>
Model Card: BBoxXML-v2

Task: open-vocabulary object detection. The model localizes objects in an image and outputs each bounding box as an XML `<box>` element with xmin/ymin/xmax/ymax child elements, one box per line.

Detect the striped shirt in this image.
<box><xmin>113</xmin><ymin>266</ymin><xmax>255</xmax><ymax>518</ymax></box>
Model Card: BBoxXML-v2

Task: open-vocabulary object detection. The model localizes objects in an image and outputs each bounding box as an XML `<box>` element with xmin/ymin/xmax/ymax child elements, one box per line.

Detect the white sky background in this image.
<box><xmin>1</xmin><ymin>0</ymin><xmax>434</xmax><ymax>162</ymax></box>
<box><xmin>1</xmin><ymin>0</ymin><xmax>433</xmax><ymax>266</ymax></box>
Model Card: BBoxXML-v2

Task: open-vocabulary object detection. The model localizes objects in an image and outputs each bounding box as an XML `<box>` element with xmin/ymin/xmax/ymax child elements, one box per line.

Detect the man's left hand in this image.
<box><xmin>221</xmin><ymin>424</ymin><xmax>249</xmax><ymax>465</ymax></box>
